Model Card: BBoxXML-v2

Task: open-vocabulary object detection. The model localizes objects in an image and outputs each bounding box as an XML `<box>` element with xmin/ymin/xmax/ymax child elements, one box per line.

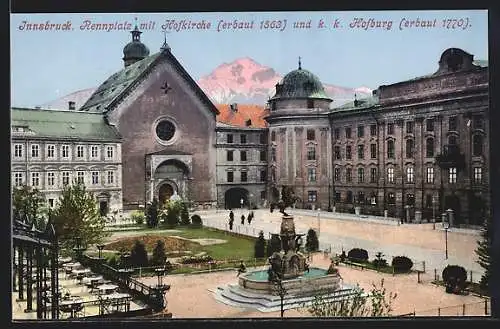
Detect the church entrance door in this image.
<box><xmin>159</xmin><ymin>183</ymin><xmax>174</xmax><ymax>206</ymax></box>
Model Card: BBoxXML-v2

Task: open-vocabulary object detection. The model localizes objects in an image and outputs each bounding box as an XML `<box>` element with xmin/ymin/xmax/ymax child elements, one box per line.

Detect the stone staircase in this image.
<box><xmin>210</xmin><ymin>283</ymin><xmax>361</xmax><ymax>313</ymax></box>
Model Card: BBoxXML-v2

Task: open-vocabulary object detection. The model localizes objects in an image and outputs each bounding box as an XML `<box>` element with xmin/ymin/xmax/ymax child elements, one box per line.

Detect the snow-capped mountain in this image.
<box><xmin>41</xmin><ymin>88</ymin><xmax>96</xmax><ymax>111</ymax></box>
<box><xmin>41</xmin><ymin>57</ymin><xmax>372</xmax><ymax>110</ymax></box>
<box><xmin>197</xmin><ymin>57</ymin><xmax>372</xmax><ymax>107</ymax></box>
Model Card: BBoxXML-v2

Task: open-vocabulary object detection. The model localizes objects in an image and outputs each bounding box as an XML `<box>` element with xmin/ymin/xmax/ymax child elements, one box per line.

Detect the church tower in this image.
<box><xmin>122</xmin><ymin>20</ymin><xmax>150</xmax><ymax>67</ymax></box>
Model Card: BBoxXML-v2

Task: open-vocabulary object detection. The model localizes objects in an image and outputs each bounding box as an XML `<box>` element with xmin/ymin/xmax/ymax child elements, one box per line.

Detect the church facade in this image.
<box><xmin>11</xmin><ymin>26</ymin><xmax>489</xmax><ymax>226</ymax></box>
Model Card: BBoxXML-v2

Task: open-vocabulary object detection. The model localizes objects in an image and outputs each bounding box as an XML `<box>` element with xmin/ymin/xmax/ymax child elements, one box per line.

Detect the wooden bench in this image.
<box><xmin>343</xmin><ymin>260</ymin><xmax>367</xmax><ymax>270</ymax></box>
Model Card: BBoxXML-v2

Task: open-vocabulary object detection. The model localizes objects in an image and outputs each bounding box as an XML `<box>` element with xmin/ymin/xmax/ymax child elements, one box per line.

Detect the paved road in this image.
<box><xmin>194</xmin><ymin>208</ymin><xmax>484</xmax><ymax>278</ymax></box>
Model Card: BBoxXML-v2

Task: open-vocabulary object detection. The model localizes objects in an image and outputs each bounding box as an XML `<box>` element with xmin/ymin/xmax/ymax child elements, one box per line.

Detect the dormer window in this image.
<box><xmin>245</xmin><ymin>119</ymin><xmax>252</xmax><ymax>127</ymax></box>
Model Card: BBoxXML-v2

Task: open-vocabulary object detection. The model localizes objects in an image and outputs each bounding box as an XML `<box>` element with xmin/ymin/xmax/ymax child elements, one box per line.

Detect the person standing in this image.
<box><xmin>241</xmin><ymin>214</ymin><xmax>245</xmax><ymax>225</ymax></box>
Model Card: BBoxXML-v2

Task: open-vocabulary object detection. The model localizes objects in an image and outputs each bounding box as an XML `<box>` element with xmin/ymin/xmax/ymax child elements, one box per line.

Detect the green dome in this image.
<box><xmin>123</xmin><ymin>41</ymin><xmax>150</xmax><ymax>60</ymax></box>
<box><xmin>123</xmin><ymin>26</ymin><xmax>150</xmax><ymax>62</ymax></box>
<box><xmin>272</xmin><ymin>67</ymin><xmax>330</xmax><ymax>99</ymax></box>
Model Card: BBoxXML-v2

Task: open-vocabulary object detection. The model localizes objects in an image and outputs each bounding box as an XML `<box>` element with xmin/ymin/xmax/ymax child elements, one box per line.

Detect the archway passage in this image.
<box><xmin>225</xmin><ymin>188</ymin><xmax>249</xmax><ymax>210</ymax></box>
<box><xmin>159</xmin><ymin>183</ymin><xmax>174</xmax><ymax>206</ymax></box>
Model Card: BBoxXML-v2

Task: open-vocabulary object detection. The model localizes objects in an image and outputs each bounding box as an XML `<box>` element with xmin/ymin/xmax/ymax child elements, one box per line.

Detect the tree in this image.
<box><xmin>266</xmin><ymin>234</ymin><xmax>282</xmax><ymax>257</ymax></box>
<box><xmin>304</xmin><ymin>279</ymin><xmax>397</xmax><ymax>317</ymax></box>
<box><xmin>12</xmin><ymin>185</ymin><xmax>47</xmax><ymax>230</ymax></box>
<box><xmin>164</xmin><ymin>199</ymin><xmax>182</xmax><ymax>227</ymax></box>
<box><xmin>305</xmin><ymin>229</ymin><xmax>319</xmax><ymax>252</ymax></box>
<box><xmin>146</xmin><ymin>198</ymin><xmax>160</xmax><ymax>228</ymax></box>
<box><xmin>180</xmin><ymin>203</ymin><xmax>190</xmax><ymax>226</ymax></box>
<box><xmin>130</xmin><ymin>240</ymin><xmax>149</xmax><ymax>267</ymax></box>
<box><xmin>475</xmin><ymin>215</ymin><xmax>492</xmax><ymax>292</ymax></box>
<box><xmin>151</xmin><ymin>240</ymin><xmax>167</xmax><ymax>266</ymax></box>
<box><xmin>254</xmin><ymin>231</ymin><xmax>266</xmax><ymax>259</ymax></box>
<box><xmin>52</xmin><ymin>183</ymin><xmax>109</xmax><ymax>250</ymax></box>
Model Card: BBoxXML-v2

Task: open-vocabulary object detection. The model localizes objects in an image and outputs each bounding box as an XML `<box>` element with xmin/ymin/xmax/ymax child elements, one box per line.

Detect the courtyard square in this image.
<box><xmin>138</xmin><ymin>253</ymin><xmax>488</xmax><ymax>318</ymax></box>
<box><xmin>198</xmin><ymin>208</ymin><xmax>483</xmax><ymax>275</ymax></box>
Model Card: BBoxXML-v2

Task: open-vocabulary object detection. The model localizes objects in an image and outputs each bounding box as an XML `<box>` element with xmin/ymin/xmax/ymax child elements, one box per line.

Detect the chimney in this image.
<box><xmin>230</xmin><ymin>103</ymin><xmax>238</xmax><ymax>112</ymax></box>
<box><xmin>68</xmin><ymin>101</ymin><xmax>76</xmax><ymax>110</ymax></box>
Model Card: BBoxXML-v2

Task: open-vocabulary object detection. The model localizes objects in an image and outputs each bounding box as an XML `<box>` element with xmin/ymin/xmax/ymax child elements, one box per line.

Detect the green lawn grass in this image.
<box><xmin>100</xmin><ymin>226</ymin><xmax>258</xmax><ymax>262</ymax></box>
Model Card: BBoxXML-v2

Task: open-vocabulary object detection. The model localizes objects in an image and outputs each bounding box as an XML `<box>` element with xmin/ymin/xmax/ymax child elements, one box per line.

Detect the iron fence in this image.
<box><xmin>399</xmin><ymin>299</ymin><xmax>490</xmax><ymax>317</ymax></box>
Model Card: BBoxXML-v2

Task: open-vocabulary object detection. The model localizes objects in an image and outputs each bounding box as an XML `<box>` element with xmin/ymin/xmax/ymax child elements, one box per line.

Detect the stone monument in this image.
<box><xmin>268</xmin><ymin>215</ymin><xmax>308</xmax><ymax>281</ymax></box>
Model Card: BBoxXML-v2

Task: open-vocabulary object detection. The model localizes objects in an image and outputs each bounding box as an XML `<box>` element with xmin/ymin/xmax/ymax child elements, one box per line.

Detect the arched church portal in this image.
<box><xmin>153</xmin><ymin>159</ymin><xmax>190</xmax><ymax>204</ymax></box>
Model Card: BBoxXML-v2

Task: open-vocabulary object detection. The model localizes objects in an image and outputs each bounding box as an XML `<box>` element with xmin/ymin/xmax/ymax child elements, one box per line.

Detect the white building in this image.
<box><xmin>11</xmin><ymin>106</ymin><xmax>123</xmax><ymax>215</ymax></box>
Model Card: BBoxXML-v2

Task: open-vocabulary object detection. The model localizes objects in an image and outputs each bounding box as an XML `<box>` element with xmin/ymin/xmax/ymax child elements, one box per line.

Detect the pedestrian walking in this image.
<box><xmin>229</xmin><ymin>218</ymin><xmax>234</xmax><ymax>230</ymax></box>
<box><xmin>241</xmin><ymin>214</ymin><xmax>245</xmax><ymax>225</ymax></box>
<box><xmin>229</xmin><ymin>210</ymin><xmax>234</xmax><ymax>221</ymax></box>
<box><xmin>247</xmin><ymin>211</ymin><xmax>253</xmax><ymax>224</ymax></box>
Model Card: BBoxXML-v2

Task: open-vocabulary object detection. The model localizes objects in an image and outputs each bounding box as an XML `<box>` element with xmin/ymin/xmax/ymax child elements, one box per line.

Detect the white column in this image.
<box><xmin>150</xmin><ymin>179</ymin><xmax>154</xmax><ymax>202</ymax></box>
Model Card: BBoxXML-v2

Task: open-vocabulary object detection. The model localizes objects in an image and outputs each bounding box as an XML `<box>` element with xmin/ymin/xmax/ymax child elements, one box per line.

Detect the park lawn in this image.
<box><xmin>104</xmin><ymin>226</ymin><xmax>258</xmax><ymax>261</ymax></box>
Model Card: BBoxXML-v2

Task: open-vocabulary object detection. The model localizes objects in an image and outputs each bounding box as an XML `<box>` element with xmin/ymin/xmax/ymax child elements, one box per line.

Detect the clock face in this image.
<box><xmin>156</xmin><ymin>120</ymin><xmax>176</xmax><ymax>142</ymax></box>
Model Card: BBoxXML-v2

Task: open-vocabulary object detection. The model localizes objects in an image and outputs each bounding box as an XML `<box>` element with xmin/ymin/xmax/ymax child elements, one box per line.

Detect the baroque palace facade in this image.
<box><xmin>10</xmin><ymin>26</ymin><xmax>489</xmax><ymax>226</ymax></box>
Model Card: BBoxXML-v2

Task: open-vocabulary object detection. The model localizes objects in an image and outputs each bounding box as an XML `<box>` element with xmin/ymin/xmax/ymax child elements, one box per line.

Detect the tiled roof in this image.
<box><xmin>216</xmin><ymin>104</ymin><xmax>269</xmax><ymax>128</ymax></box>
<box><xmin>79</xmin><ymin>49</ymin><xmax>219</xmax><ymax>116</ymax></box>
<box><xmin>80</xmin><ymin>53</ymin><xmax>161</xmax><ymax>112</ymax></box>
<box><xmin>11</xmin><ymin>107</ymin><xmax>121</xmax><ymax>141</ymax></box>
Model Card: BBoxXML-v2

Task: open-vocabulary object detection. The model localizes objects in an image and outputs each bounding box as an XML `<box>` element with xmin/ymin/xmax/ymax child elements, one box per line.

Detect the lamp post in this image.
<box><xmin>155</xmin><ymin>267</ymin><xmax>166</xmax><ymax>288</ymax></box>
<box><xmin>96</xmin><ymin>244</ymin><xmax>105</xmax><ymax>260</ymax></box>
<box><xmin>443</xmin><ymin>222</ymin><xmax>449</xmax><ymax>260</ymax></box>
<box><xmin>317</xmin><ymin>208</ymin><xmax>321</xmax><ymax>238</ymax></box>
<box><xmin>432</xmin><ymin>196</ymin><xmax>437</xmax><ymax>230</ymax></box>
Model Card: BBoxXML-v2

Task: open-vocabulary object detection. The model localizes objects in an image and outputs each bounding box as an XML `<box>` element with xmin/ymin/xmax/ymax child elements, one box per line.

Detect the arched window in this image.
<box><xmin>473</xmin><ymin>134</ymin><xmax>483</xmax><ymax>156</ymax></box>
<box><xmin>426</xmin><ymin>137</ymin><xmax>434</xmax><ymax>157</ymax></box>
<box><xmin>387</xmin><ymin>140</ymin><xmax>395</xmax><ymax>159</ymax></box>
<box><xmin>406</xmin><ymin>139</ymin><xmax>414</xmax><ymax>158</ymax></box>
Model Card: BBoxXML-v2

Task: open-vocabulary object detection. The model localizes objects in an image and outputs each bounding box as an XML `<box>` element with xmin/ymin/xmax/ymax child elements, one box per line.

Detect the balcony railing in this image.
<box><xmin>435</xmin><ymin>144</ymin><xmax>465</xmax><ymax>169</ymax></box>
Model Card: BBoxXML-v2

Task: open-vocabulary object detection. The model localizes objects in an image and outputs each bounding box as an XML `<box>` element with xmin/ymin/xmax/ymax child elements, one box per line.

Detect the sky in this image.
<box><xmin>10</xmin><ymin>10</ymin><xmax>488</xmax><ymax>108</ymax></box>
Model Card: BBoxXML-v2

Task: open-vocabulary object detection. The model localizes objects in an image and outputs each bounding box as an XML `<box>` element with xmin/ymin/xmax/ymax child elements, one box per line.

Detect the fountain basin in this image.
<box><xmin>239</xmin><ymin>267</ymin><xmax>341</xmax><ymax>296</ymax></box>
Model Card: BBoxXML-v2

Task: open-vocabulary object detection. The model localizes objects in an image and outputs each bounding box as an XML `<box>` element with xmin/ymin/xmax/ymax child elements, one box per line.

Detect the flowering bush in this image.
<box><xmin>180</xmin><ymin>255</ymin><xmax>214</xmax><ymax>264</ymax></box>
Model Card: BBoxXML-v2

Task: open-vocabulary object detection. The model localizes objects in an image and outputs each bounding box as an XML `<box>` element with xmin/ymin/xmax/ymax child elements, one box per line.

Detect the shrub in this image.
<box><xmin>107</xmin><ymin>256</ymin><xmax>118</xmax><ymax>268</ymax></box>
<box><xmin>391</xmin><ymin>256</ymin><xmax>413</xmax><ymax>273</ymax></box>
<box><xmin>180</xmin><ymin>203</ymin><xmax>190</xmax><ymax>226</ymax></box>
<box><xmin>254</xmin><ymin>231</ymin><xmax>266</xmax><ymax>259</ymax></box>
<box><xmin>130</xmin><ymin>240</ymin><xmax>149</xmax><ymax>268</ymax></box>
<box><xmin>372</xmin><ymin>252</ymin><xmax>388</xmax><ymax>268</ymax></box>
<box><xmin>164</xmin><ymin>199</ymin><xmax>182</xmax><ymax>227</ymax></box>
<box><xmin>305</xmin><ymin>229</ymin><xmax>319</xmax><ymax>252</ymax></box>
<box><xmin>442</xmin><ymin>265</ymin><xmax>467</xmax><ymax>293</ymax></box>
<box><xmin>191</xmin><ymin>214</ymin><xmax>202</xmax><ymax>228</ymax></box>
<box><xmin>151</xmin><ymin>240</ymin><xmax>167</xmax><ymax>266</ymax></box>
<box><xmin>347</xmin><ymin>248</ymin><xmax>369</xmax><ymax>263</ymax></box>
<box><xmin>266</xmin><ymin>234</ymin><xmax>282</xmax><ymax>257</ymax></box>
<box><xmin>146</xmin><ymin>198</ymin><xmax>160</xmax><ymax>228</ymax></box>
<box><xmin>130</xmin><ymin>210</ymin><xmax>145</xmax><ymax>225</ymax></box>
